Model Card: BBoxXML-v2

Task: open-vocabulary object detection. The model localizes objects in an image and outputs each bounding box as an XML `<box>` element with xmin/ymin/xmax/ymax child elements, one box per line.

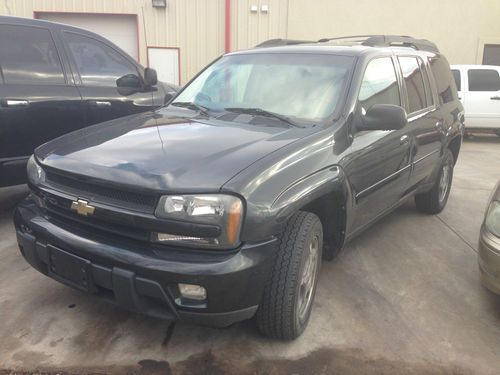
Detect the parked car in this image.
<box><xmin>15</xmin><ymin>35</ymin><xmax>464</xmax><ymax>340</ymax></box>
<box><xmin>478</xmin><ymin>180</ymin><xmax>500</xmax><ymax>294</ymax></box>
<box><xmin>0</xmin><ymin>16</ymin><xmax>179</xmax><ymax>187</ymax></box>
<box><xmin>451</xmin><ymin>64</ymin><xmax>500</xmax><ymax>136</ymax></box>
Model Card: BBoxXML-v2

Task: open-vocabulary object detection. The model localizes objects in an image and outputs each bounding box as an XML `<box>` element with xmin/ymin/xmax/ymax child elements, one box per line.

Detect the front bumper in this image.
<box><xmin>14</xmin><ymin>198</ymin><xmax>277</xmax><ymax>327</ymax></box>
<box><xmin>478</xmin><ymin>226</ymin><xmax>500</xmax><ymax>295</ymax></box>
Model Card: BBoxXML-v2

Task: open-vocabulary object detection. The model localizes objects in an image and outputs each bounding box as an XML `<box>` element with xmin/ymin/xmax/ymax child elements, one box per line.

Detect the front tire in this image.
<box><xmin>256</xmin><ymin>211</ymin><xmax>323</xmax><ymax>340</ymax></box>
<box><xmin>415</xmin><ymin>149</ymin><xmax>454</xmax><ymax>214</ymax></box>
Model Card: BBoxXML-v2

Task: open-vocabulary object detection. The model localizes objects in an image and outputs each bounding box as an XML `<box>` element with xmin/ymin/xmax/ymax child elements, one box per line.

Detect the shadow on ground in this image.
<box><xmin>0</xmin><ymin>346</ymin><xmax>471</xmax><ymax>375</ymax></box>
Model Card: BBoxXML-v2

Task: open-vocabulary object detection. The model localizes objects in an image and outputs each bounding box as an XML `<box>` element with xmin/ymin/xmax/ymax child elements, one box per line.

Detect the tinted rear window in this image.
<box><xmin>428</xmin><ymin>55</ymin><xmax>458</xmax><ymax>104</ymax></box>
<box><xmin>468</xmin><ymin>69</ymin><xmax>500</xmax><ymax>91</ymax></box>
<box><xmin>0</xmin><ymin>24</ymin><xmax>65</xmax><ymax>85</ymax></box>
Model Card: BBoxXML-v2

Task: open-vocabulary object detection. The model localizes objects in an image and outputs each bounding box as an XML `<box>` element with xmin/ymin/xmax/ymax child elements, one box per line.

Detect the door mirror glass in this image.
<box><xmin>144</xmin><ymin>67</ymin><xmax>158</xmax><ymax>87</ymax></box>
<box><xmin>358</xmin><ymin>104</ymin><xmax>407</xmax><ymax>131</ymax></box>
<box><xmin>116</xmin><ymin>73</ymin><xmax>142</xmax><ymax>89</ymax></box>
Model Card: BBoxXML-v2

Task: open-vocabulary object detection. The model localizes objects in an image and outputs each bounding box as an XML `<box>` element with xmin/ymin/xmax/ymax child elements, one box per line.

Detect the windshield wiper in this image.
<box><xmin>224</xmin><ymin>107</ymin><xmax>302</xmax><ymax>127</ymax></box>
<box><xmin>171</xmin><ymin>102</ymin><xmax>210</xmax><ymax>116</ymax></box>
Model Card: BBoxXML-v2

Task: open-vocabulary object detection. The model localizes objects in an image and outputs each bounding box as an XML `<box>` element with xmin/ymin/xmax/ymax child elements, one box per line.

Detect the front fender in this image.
<box><xmin>237</xmin><ymin>165</ymin><xmax>352</xmax><ymax>242</ymax></box>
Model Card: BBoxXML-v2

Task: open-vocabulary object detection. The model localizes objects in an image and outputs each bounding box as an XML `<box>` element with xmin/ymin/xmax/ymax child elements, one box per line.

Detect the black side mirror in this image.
<box><xmin>116</xmin><ymin>74</ymin><xmax>142</xmax><ymax>89</ymax></box>
<box><xmin>358</xmin><ymin>104</ymin><xmax>407</xmax><ymax>131</ymax></box>
<box><xmin>144</xmin><ymin>68</ymin><xmax>158</xmax><ymax>87</ymax></box>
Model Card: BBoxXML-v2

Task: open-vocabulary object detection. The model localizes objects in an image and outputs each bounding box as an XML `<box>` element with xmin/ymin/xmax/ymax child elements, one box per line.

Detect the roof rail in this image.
<box><xmin>255</xmin><ymin>39</ymin><xmax>313</xmax><ymax>48</ymax></box>
<box><xmin>318</xmin><ymin>35</ymin><xmax>439</xmax><ymax>53</ymax></box>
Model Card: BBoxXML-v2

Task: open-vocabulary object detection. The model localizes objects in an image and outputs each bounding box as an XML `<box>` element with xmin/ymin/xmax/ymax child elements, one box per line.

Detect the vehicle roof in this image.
<box><xmin>0</xmin><ymin>15</ymin><xmax>106</xmax><ymax>40</ymax></box>
<box><xmin>228</xmin><ymin>42</ymin><xmax>437</xmax><ymax>59</ymax></box>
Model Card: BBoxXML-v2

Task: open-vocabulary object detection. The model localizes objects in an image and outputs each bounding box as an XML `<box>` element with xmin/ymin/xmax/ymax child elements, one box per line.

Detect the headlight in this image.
<box><xmin>485</xmin><ymin>201</ymin><xmax>500</xmax><ymax>237</ymax></box>
<box><xmin>153</xmin><ymin>194</ymin><xmax>243</xmax><ymax>249</ymax></box>
<box><xmin>26</xmin><ymin>155</ymin><xmax>45</xmax><ymax>185</ymax></box>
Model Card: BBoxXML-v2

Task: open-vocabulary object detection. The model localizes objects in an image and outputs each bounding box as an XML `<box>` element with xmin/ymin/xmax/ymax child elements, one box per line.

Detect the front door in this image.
<box><xmin>0</xmin><ymin>23</ymin><xmax>83</xmax><ymax>186</ymax></box>
<box><xmin>345</xmin><ymin>57</ymin><xmax>412</xmax><ymax>234</ymax></box>
<box><xmin>61</xmin><ymin>31</ymin><xmax>156</xmax><ymax>126</ymax></box>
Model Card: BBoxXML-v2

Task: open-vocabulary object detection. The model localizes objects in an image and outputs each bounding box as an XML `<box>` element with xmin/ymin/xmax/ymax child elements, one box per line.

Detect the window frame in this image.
<box><xmin>467</xmin><ymin>68</ymin><xmax>500</xmax><ymax>92</ymax></box>
<box><xmin>61</xmin><ymin>30</ymin><xmax>142</xmax><ymax>88</ymax></box>
<box><xmin>0</xmin><ymin>23</ymin><xmax>68</xmax><ymax>86</ymax></box>
<box><xmin>396</xmin><ymin>54</ymin><xmax>436</xmax><ymax>117</ymax></box>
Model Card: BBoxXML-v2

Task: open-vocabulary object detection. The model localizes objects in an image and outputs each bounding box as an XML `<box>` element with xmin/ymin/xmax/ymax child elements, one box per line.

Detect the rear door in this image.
<box><xmin>399</xmin><ymin>55</ymin><xmax>442</xmax><ymax>190</ymax></box>
<box><xmin>347</xmin><ymin>56</ymin><xmax>412</xmax><ymax>232</ymax></box>
<box><xmin>0</xmin><ymin>23</ymin><xmax>83</xmax><ymax>186</ymax></box>
<box><xmin>61</xmin><ymin>31</ymin><xmax>157</xmax><ymax>125</ymax></box>
<box><xmin>463</xmin><ymin>67</ymin><xmax>500</xmax><ymax>129</ymax></box>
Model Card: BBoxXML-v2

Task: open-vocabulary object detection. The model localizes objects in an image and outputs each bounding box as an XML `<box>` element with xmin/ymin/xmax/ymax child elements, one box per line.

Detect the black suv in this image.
<box><xmin>15</xmin><ymin>36</ymin><xmax>464</xmax><ymax>340</ymax></box>
<box><xmin>0</xmin><ymin>16</ymin><xmax>178</xmax><ymax>187</ymax></box>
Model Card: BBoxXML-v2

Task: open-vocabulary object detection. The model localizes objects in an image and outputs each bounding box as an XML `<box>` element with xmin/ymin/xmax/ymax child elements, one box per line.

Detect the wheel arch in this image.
<box><xmin>271</xmin><ymin>166</ymin><xmax>351</xmax><ymax>260</ymax></box>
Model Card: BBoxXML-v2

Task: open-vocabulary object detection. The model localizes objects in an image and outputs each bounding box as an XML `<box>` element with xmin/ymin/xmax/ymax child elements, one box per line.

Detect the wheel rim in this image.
<box><xmin>297</xmin><ymin>234</ymin><xmax>319</xmax><ymax>322</ymax></box>
<box><xmin>438</xmin><ymin>162</ymin><xmax>451</xmax><ymax>203</ymax></box>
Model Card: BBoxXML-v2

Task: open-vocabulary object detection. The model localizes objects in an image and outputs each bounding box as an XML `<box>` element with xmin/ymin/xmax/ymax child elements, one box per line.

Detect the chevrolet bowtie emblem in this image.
<box><xmin>71</xmin><ymin>199</ymin><xmax>95</xmax><ymax>216</ymax></box>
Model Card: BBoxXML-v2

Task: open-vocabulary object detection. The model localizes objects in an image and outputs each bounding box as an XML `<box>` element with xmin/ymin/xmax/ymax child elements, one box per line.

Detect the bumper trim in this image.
<box><xmin>14</xmin><ymin>200</ymin><xmax>275</xmax><ymax>327</ymax></box>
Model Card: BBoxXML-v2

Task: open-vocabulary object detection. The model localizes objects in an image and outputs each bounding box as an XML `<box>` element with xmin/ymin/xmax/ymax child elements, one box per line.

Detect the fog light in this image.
<box><xmin>178</xmin><ymin>283</ymin><xmax>206</xmax><ymax>300</ymax></box>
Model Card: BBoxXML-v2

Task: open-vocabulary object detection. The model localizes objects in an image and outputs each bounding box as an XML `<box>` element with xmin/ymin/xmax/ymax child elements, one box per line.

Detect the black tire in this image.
<box><xmin>256</xmin><ymin>211</ymin><xmax>323</xmax><ymax>340</ymax></box>
<box><xmin>415</xmin><ymin>149</ymin><xmax>454</xmax><ymax>214</ymax></box>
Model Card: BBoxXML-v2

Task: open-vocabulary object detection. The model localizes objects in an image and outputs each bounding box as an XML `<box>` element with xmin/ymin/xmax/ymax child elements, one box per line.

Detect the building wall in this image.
<box><xmin>230</xmin><ymin>0</ymin><xmax>289</xmax><ymax>51</ymax></box>
<box><xmin>287</xmin><ymin>0</ymin><xmax>500</xmax><ymax>65</ymax></box>
<box><xmin>0</xmin><ymin>0</ymin><xmax>226</xmax><ymax>84</ymax></box>
<box><xmin>1</xmin><ymin>0</ymin><xmax>499</xmax><ymax>83</ymax></box>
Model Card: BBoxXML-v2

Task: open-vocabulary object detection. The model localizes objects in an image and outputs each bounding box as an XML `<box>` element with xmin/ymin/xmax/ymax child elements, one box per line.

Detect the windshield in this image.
<box><xmin>171</xmin><ymin>53</ymin><xmax>354</xmax><ymax>124</ymax></box>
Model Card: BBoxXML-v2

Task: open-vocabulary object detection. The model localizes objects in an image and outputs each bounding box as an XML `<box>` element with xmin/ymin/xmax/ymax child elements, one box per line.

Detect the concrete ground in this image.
<box><xmin>1</xmin><ymin>138</ymin><xmax>500</xmax><ymax>375</ymax></box>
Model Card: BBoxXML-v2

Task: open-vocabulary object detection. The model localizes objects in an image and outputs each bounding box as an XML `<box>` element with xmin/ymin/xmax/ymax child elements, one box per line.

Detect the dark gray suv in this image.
<box><xmin>15</xmin><ymin>35</ymin><xmax>464</xmax><ymax>340</ymax></box>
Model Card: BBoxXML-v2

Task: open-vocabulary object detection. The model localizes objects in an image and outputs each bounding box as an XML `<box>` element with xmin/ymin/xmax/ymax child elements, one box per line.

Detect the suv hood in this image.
<box><xmin>36</xmin><ymin>109</ymin><xmax>313</xmax><ymax>191</ymax></box>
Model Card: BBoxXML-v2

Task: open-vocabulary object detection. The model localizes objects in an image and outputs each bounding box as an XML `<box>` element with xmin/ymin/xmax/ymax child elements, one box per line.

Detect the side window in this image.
<box><xmin>0</xmin><ymin>24</ymin><xmax>65</xmax><ymax>85</ymax></box>
<box><xmin>398</xmin><ymin>57</ymin><xmax>428</xmax><ymax>113</ymax></box>
<box><xmin>428</xmin><ymin>55</ymin><xmax>457</xmax><ymax>104</ymax></box>
<box><xmin>468</xmin><ymin>69</ymin><xmax>500</xmax><ymax>92</ymax></box>
<box><xmin>451</xmin><ymin>69</ymin><xmax>461</xmax><ymax>91</ymax></box>
<box><xmin>63</xmin><ymin>32</ymin><xmax>138</xmax><ymax>87</ymax></box>
<box><xmin>358</xmin><ymin>57</ymin><xmax>400</xmax><ymax>111</ymax></box>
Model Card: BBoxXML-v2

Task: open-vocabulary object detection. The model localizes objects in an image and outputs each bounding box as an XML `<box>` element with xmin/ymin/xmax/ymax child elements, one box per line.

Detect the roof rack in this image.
<box><xmin>318</xmin><ymin>35</ymin><xmax>439</xmax><ymax>53</ymax></box>
<box><xmin>255</xmin><ymin>38</ymin><xmax>314</xmax><ymax>48</ymax></box>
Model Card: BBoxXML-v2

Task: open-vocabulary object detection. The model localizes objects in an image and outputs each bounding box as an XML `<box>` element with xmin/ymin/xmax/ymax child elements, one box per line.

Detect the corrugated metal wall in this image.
<box><xmin>0</xmin><ymin>0</ymin><xmax>226</xmax><ymax>84</ymax></box>
<box><xmin>230</xmin><ymin>0</ymin><xmax>289</xmax><ymax>51</ymax></box>
<box><xmin>1</xmin><ymin>0</ymin><xmax>494</xmax><ymax>81</ymax></box>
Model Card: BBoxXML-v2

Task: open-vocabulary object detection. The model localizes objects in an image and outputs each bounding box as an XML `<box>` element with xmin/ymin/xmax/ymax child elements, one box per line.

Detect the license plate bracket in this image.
<box><xmin>48</xmin><ymin>245</ymin><xmax>94</xmax><ymax>292</ymax></box>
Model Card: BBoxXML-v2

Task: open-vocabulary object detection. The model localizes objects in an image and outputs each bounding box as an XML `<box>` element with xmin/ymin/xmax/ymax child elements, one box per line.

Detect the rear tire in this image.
<box><xmin>415</xmin><ymin>149</ymin><xmax>454</xmax><ymax>214</ymax></box>
<box><xmin>256</xmin><ymin>211</ymin><xmax>323</xmax><ymax>340</ymax></box>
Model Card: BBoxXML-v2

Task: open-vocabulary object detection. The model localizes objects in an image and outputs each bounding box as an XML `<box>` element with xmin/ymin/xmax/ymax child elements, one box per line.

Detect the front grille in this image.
<box><xmin>45</xmin><ymin>171</ymin><xmax>158</xmax><ymax>213</ymax></box>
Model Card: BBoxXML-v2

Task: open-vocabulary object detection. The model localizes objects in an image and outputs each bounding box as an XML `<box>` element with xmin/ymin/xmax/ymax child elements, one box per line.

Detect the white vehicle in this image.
<box><xmin>451</xmin><ymin>64</ymin><xmax>500</xmax><ymax>136</ymax></box>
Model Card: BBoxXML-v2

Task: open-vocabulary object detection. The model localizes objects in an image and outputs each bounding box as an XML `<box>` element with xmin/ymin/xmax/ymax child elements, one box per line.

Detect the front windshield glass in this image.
<box><xmin>171</xmin><ymin>53</ymin><xmax>354</xmax><ymax>124</ymax></box>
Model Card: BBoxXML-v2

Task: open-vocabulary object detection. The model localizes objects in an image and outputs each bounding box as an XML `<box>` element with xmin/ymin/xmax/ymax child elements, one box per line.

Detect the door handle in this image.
<box><xmin>1</xmin><ymin>99</ymin><xmax>29</xmax><ymax>107</ymax></box>
<box><xmin>89</xmin><ymin>100</ymin><xmax>112</xmax><ymax>107</ymax></box>
<box><xmin>400</xmin><ymin>135</ymin><xmax>410</xmax><ymax>145</ymax></box>
<box><xmin>435</xmin><ymin>121</ymin><xmax>443</xmax><ymax>129</ymax></box>
<box><xmin>490</xmin><ymin>96</ymin><xmax>500</xmax><ymax>100</ymax></box>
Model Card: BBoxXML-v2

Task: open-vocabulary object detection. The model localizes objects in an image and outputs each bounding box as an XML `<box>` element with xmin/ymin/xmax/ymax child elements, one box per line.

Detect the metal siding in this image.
<box><xmin>287</xmin><ymin>0</ymin><xmax>500</xmax><ymax>65</ymax></box>
<box><xmin>230</xmin><ymin>0</ymin><xmax>289</xmax><ymax>51</ymax></box>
